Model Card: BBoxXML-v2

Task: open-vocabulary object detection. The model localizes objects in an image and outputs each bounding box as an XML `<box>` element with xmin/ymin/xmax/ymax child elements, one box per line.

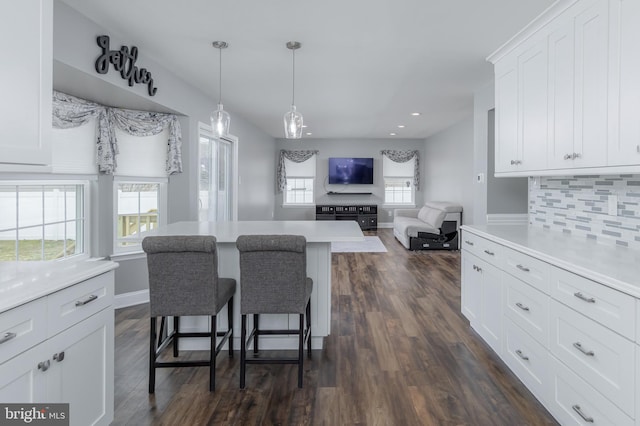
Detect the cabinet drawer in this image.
<box><xmin>504</xmin><ymin>273</ymin><xmax>549</xmax><ymax>346</ymax></box>
<box><xmin>47</xmin><ymin>271</ymin><xmax>114</xmax><ymax>337</ymax></box>
<box><xmin>502</xmin><ymin>247</ymin><xmax>550</xmax><ymax>294</ymax></box>
<box><xmin>0</xmin><ymin>298</ymin><xmax>47</xmax><ymax>365</ymax></box>
<box><xmin>549</xmin><ymin>300</ymin><xmax>635</xmax><ymax>416</ymax></box>
<box><xmin>549</xmin><ymin>356</ymin><xmax>633</xmax><ymax>426</ymax></box>
<box><xmin>461</xmin><ymin>231</ymin><xmax>502</xmax><ymax>267</ymax></box>
<box><xmin>550</xmin><ymin>267</ymin><xmax>635</xmax><ymax>340</ymax></box>
<box><xmin>503</xmin><ymin>318</ymin><xmax>551</xmax><ymax>405</ymax></box>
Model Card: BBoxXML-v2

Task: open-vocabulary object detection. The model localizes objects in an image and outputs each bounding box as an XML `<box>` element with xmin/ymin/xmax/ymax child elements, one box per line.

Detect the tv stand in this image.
<box><xmin>316</xmin><ymin>204</ymin><xmax>377</xmax><ymax>231</ymax></box>
<box><xmin>326</xmin><ymin>191</ymin><xmax>372</xmax><ymax>195</ymax></box>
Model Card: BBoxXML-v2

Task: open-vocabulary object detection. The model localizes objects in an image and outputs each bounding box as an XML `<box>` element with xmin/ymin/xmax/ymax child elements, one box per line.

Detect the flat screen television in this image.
<box><xmin>328</xmin><ymin>157</ymin><xmax>374</xmax><ymax>184</ymax></box>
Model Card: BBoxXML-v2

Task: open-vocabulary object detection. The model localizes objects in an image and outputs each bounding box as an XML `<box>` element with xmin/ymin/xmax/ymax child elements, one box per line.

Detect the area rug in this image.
<box><xmin>331</xmin><ymin>236</ymin><xmax>387</xmax><ymax>253</ymax></box>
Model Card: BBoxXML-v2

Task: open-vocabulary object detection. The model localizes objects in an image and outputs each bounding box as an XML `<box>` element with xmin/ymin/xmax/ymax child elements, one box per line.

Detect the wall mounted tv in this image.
<box><xmin>328</xmin><ymin>157</ymin><xmax>374</xmax><ymax>184</ymax></box>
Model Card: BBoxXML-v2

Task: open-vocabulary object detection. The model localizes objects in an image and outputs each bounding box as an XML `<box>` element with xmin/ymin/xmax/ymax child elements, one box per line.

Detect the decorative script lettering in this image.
<box><xmin>95</xmin><ymin>35</ymin><xmax>158</xmax><ymax>96</ymax></box>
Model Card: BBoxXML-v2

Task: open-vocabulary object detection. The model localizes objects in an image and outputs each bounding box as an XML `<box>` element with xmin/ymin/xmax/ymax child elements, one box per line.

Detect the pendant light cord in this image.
<box><xmin>218</xmin><ymin>47</ymin><xmax>223</xmax><ymax>104</ymax></box>
<box><xmin>291</xmin><ymin>48</ymin><xmax>296</xmax><ymax>106</ymax></box>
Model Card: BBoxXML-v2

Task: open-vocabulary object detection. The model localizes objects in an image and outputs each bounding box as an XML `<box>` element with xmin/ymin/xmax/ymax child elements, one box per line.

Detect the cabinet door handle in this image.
<box><xmin>516</xmin><ymin>264</ymin><xmax>530</xmax><ymax>272</ymax></box>
<box><xmin>0</xmin><ymin>331</ymin><xmax>17</xmax><ymax>344</ymax></box>
<box><xmin>465</xmin><ymin>240</ymin><xmax>474</xmax><ymax>246</ymax></box>
<box><xmin>53</xmin><ymin>351</ymin><xmax>65</xmax><ymax>362</ymax></box>
<box><xmin>515</xmin><ymin>349</ymin><xmax>529</xmax><ymax>361</ymax></box>
<box><xmin>38</xmin><ymin>360</ymin><xmax>51</xmax><ymax>372</ymax></box>
<box><xmin>515</xmin><ymin>302</ymin><xmax>530</xmax><ymax>312</ymax></box>
<box><xmin>572</xmin><ymin>405</ymin><xmax>594</xmax><ymax>423</ymax></box>
<box><xmin>573</xmin><ymin>292</ymin><xmax>595</xmax><ymax>303</ymax></box>
<box><xmin>510</xmin><ymin>160</ymin><xmax>516</xmax><ymax>165</ymax></box>
<box><xmin>573</xmin><ymin>152</ymin><xmax>581</xmax><ymax>159</ymax></box>
<box><xmin>75</xmin><ymin>294</ymin><xmax>98</xmax><ymax>306</ymax></box>
<box><xmin>564</xmin><ymin>153</ymin><xmax>573</xmax><ymax>160</ymax></box>
<box><xmin>483</xmin><ymin>250</ymin><xmax>495</xmax><ymax>256</ymax></box>
<box><xmin>573</xmin><ymin>342</ymin><xmax>595</xmax><ymax>357</ymax></box>
<box><xmin>473</xmin><ymin>265</ymin><xmax>482</xmax><ymax>272</ymax></box>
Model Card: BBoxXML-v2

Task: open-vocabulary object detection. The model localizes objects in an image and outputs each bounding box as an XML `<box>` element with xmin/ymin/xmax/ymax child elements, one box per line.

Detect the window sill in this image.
<box><xmin>282</xmin><ymin>204</ymin><xmax>316</xmax><ymax>209</ymax></box>
<box><xmin>110</xmin><ymin>251</ymin><xmax>146</xmax><ymax>262</ymax></box>
<box><xmin>383</xmin><ymin>204</ymin><xmax>416</xmax><ymax>209</ymax></box>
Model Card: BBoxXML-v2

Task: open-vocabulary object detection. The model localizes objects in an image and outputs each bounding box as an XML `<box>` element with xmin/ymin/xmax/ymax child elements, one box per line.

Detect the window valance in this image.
<box><xmin>52</xmin><ymin>90</ymin><xmax>182</xmax><ymax>175</ymax></box>
<box><xmin>277</xmin><ymin>149</ymin><xmax>319</xmax><ymax>193</ymax></box>
<box><xmin>380</xmin><ymin>150</ymin><xmax>420</xmax><ymax>189</ymax></box>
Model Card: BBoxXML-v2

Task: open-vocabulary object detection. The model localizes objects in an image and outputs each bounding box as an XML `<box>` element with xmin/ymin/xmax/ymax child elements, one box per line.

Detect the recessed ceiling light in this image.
<box><xmin>411</xmin><ymin>112</ymin><xmax>421</xmax><ymax>116</ymax></box>
<box><xmin>397</xmin><ymin>125</ymin><xmax>405</xmax><ymax>128</ymax></box>
<box><xmin>305</xmin><ymin>132</ymin><xmax>312</xmax><ymax>136</ymax></box>
<box><xmin>390</xmin><ymin>132</ymin><xmax>397</xmax><ymax>136</ymax></box>
<box><xmin>302</xmin><ymin>125</ymin><xmax>308</xmax><ymax>128</ymax></box>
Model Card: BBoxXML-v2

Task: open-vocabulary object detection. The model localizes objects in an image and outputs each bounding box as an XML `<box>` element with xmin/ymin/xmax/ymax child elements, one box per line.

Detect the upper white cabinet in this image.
<box><xmin>608</xmin><ymin>0</ymin><xmax>640</xmax><ymax>166</ymax></box>
<box><xmin>489</xmin><ymin>0</ymin><xmax>640</xmax><ymax>176</ymax></box>
<box><xmin>0</xmin><ymin>0</ymin><xmax>52</xmax><ymax>170</ymax></box>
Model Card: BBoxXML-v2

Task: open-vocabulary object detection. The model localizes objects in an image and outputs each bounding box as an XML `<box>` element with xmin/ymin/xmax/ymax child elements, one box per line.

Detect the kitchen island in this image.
<box><xmin>145</xmin><ymin>220</ymin><xmax>364</xmax><ymax>350</ymax></box>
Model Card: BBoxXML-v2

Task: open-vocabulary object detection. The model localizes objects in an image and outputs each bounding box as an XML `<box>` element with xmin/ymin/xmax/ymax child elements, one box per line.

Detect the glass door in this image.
<box><xmin>199</xmin><ymin>129</ymin><xmax>233</xmax><ymax>222</ymax></box>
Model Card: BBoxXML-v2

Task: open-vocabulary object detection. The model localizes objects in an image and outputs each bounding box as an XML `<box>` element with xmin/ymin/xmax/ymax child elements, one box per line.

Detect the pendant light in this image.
<box><xmin>211</xmin><ymin>41</ymin><xmax>230</xmax><ymax>137</ymax></box>
<box><xmin>284</xmin><ymin>41</ymin><xmax>303</xmax><ymax>139</ymax></box>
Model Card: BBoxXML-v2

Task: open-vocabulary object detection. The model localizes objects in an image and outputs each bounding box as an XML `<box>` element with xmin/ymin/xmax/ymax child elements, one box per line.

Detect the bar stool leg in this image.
<box><xmin>240</xmin><ymin>314</ymin><xmax>247</xmax><ymax>389</ymax></box>
<box><xmin>253</xmin><ymin>314</ymin><xmax>259</xmax><ymax>354</ymax></box>
<box><xmin>306</xmin><ymin>300</ymin><xmax>312</xmax><ymax>358</ymax></box>
<box><xmin>298</xmin><ymin>313</ymin><xmax>304</xmax><ymax>388</ymax></box>
<box><xmin>228</xmin><ymin>296</ymin><xmax>234</xmax><ymax>358</ymax></box>
<box><xmin>173</xmin><ymin>316</ymin><xmax>180</xmax><ymax>357</ymax></box>
<box><xmin>210</xmin><ymin>315</ymin><xmax>216</xmax><ymax>391</ymax></box>
<box><xmin>149</xmin><ymin>317</ymin><xmax>157</xmax><ymax>394</ymax></box>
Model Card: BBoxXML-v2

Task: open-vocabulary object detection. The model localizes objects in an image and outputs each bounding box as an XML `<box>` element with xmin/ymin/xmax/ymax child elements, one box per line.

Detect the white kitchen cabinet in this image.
<box><xmin>461</xmin><ymin>252</ymin><xmax>482</xmax><ymax>324</ymax></box>
<box><xmin>0</xmin><ymin>264</ymin><xmax>116</xmax><ymax>426</ymax></box>
<box><xmin>0</xmin><ymin>0</ymin><xmax>52</xmax><ymax>170</ymax></box>
<box><xmin>494</xmin><ymin>55</ymin><xmax>520</xmax><ymax>173</ymax></box>
<box><xmin>608</xmin><ymin>0</ymin><xmax>640</xmax><ymax>167</ymax></box>
<box><xmin>46</xmin><ymin>308</ymin><xmax>114</xmax><ymax>426</ymax></box>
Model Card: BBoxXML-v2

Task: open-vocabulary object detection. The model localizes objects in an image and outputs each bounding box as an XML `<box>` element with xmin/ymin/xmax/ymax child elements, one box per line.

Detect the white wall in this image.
<box><xmin>274</xmin><ymin>138</ymin><xmax>426</xmax><ymax>224</ymax></box>
<box><xmin>53</xmin><ymin>2</ymin><xmax>276</xmax><ymax>295</ymax></box>
<box><xmin>423</xmin><ymin>116</ymin><xmax>475</xmax><ymax>224</ymax></box>
<box><xmin>472</xmin><ymin>82</ymin><xmax>493</xmax><ymax>225</ymax></box>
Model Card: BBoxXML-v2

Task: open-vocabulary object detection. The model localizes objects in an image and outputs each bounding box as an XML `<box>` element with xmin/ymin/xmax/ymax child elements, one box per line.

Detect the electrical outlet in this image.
<box><xmin>476</xmin><ymin>173</ymin><xmax>485</xmax><ymax>183</ymax></box>
<box><xmin>608</xmin><ymin>195</ymin><xmax>618</xmax><ymax>216</ymax></box>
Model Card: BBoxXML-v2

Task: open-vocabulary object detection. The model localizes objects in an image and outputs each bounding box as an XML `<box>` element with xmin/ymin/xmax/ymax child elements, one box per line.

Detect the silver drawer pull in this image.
<box><xmin>573</xmin><ymin>342</ymin><xmax>595</xmax><ymax>357</ymax></box>
<box><xmin>572</xmin><ymin>405</ymin><xmax>594</xmax><ymax>423</ymax></box>
<box><xmin>516</xmin><ymin>264</ymin><xmax>530</xmax><ymax>272</ymax></box>
<box><xmin>472</xmin><ymin>265</ymin><xmax>482</xmax><ymax>272</ymax></box>
<box><xmin>465</xmin><ymin>240</ymin><xmax>474</xmax><ymax>246</ymax></box>
<box><xmin>515</xmin><ymin>349</ymin><xmax>529</xmax><ymax>361</ymax></box>
<box><xmin>0</xmin><ymin>331</ymin><xmax>17</xmax><ymax>344</ymax></box>
<box><xmin>75</xmin><ymin>294</ymin><xmax>98</xmax><ymax>306</ymax></box>
<box><xmin>573</xmin><ymin>292</ymin><xmax>595</xmax><ymax>303</ymax></box>
<box><xmin>38</xmin><ymin>360</ymin><xmax>50</xmax><ymax>372</ymax></box>
<box><xmin>515</xmin><ymin>302</ymin><xmax>530</xmax><ymax>312</ymax></box>
<box><xmin>484</xmin><ymin>250</ymin><xmax>495</xmax><ymax>256</ymax></box>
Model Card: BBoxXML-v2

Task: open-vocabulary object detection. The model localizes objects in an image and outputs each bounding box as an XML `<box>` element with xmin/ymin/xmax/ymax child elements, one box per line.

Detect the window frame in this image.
<box><xmin>0</xmin><ymin>178</ymin><xmax>92</xmax><ymax>262</ymax></box>
<box><xmin>112</xmin><ymin>176</ymin><xmax>167</xmax><ymax>255</ymax></box>
<box><xmin>282</xmin><ymin>155</ymin><xmax>316</xmax><ymax>207</ymax></box>
<box><xmin>383</xmin><ymin>176</ymin><xmax>416</xmax><ymax>207</ymax></box>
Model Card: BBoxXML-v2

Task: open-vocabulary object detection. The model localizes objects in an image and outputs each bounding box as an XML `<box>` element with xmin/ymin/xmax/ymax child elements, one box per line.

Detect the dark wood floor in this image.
<box><xmin>113</xmin><ymin>228</ymin><xmax>557</xmax><ymax>425</ymax></box>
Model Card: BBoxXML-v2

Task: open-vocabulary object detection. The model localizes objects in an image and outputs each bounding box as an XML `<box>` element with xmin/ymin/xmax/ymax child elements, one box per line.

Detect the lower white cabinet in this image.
<box><xmin>461</xmin><ymin>228</ymin><xmax>638</xmax><ymax>425</ymax></box>
<box><xmin>461</xmin><ymin>251</ymin><xmax>502</xmax><ymax>355</ymax></box>
<box><xmin>0</xmin><ymin>269</ymin><xmax>115</xmax><ymax>426</ymax></box>
<box><xmin>549</xmin><ymin>356</ymin><xmax>634</xmax><ymax>426</ymax></box>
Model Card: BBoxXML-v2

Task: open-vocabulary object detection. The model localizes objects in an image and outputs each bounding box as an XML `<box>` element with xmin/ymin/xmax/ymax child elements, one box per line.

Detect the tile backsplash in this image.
<box><xmin>528</xmin><ymin>175</ymin><xmax>640</xmax><ymax>249</ymax></box>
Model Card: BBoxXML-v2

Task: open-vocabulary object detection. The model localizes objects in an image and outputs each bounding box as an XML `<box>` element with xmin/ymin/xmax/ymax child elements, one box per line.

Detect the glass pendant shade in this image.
<box><xmin>211</xmin><ymin>103</ymin><xmax>230</xmax><ymax>137</ymax></box>
<box><xmin>284</xmin><ymin>105</ymin><xmax>303</xmax><ymax>139</ymax></box>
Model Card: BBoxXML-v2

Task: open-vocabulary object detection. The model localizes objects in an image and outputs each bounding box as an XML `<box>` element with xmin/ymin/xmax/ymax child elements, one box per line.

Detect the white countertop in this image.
<box><xmin>145</xmin><ymin>220</ymin><xmax>365</xmax><ymax>243</ymax></box>
<box><xmin>462</xmin><ymin>224</ymin><xmax>640</xmax><ymax>298</ymax></box>
<box><xmin>0</xmin><ymin>259</ymin><xmax>119</xmax><ymax>313</ymax></box>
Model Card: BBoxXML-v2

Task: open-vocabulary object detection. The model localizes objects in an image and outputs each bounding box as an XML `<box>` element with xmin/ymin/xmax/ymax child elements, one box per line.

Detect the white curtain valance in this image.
<box><xmin>52</xmin><ymin>90</ymin><xmax>182</xmax><ymax>175</ymax></box>
<box><xmin>277</xmin><ymin>149</ymin><xmax>319</xmax><ymax>192</ymax></box>
<box><xmin>380</xmin><ymin>149</ymin><xmax>420</xmax><ymax>189</ymax></box>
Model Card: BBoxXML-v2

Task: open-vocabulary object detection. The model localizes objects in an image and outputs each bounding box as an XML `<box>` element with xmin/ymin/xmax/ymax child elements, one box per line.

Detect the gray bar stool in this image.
<box><xmin>142</xmin><ymin>235</ymin><xmax>235</xmax><ymax>393</ymax></box>
<box><xmin>236</xmin><ymin>235</ymin><xmax>313</xmax><ymax>388</ymax></box>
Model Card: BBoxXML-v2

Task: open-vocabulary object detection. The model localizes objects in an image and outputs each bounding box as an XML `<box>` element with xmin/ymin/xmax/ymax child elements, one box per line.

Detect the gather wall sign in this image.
<box><xmin>95</xmin><ymin>35</ymin><xmax>158</xmax><ymax>96</ymax></box>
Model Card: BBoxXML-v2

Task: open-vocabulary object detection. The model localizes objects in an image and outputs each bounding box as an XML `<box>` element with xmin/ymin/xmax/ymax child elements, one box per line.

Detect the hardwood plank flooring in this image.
<box><xmin>112</xmin><ymin>229</ymin><xmax>557</xmax><ymax>425</ymax></box>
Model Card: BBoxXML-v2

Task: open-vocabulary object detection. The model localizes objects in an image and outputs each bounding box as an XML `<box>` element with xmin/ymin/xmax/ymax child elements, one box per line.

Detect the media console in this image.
<box><xmin>316</xmin><ymin>204</ymin><xmax>377</xmax><ymax>231</ymax></box>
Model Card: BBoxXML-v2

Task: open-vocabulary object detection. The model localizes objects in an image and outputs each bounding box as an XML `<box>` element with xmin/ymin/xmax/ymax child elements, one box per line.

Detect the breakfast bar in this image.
<box><xmin>145</xmin><ymin>220</ymin><xmax>364</xmax><ymax>350</ymax></box>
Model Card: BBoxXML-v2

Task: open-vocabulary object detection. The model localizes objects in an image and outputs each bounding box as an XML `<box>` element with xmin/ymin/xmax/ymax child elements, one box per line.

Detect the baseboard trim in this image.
<box><xmin>114</xmin><ymin>289</ymin><xmax>149</xmax><ymax>309</ymax></box>
<box><xmin>486</xmin><ymin>214</ymin><xmax>528</xmax><ymax>225</ymax></box>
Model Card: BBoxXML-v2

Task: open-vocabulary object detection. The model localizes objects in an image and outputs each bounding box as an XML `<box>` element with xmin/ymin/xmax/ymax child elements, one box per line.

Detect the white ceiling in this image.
<box><xmin>59</xmin><ymin>0</ymin><xmax>552</xmax><ymax>140</ymax></box>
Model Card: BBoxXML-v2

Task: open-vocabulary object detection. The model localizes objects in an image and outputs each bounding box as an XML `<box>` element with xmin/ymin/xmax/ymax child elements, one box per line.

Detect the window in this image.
<box><xmin>283</xmin><ymin>156</ymin><xmax>316</xmax><ymax>206</ymax></box>
<box><xmin>0</xmin><ymin>182</ymin><xmax>89</xmax><ymax>261</ymax></box>
<box><xmin>114</xmin><ymin>180</ymin><xmax>166</xmax><ymax>252</ymax></box>
<box><xmin>383</xmin><ymin>156</ymin><xmax>415</xmax><ymax>205</ymax></box>
<box><xmin>198</xmin><ymin>124</ymin><xmax>235</xmax><ymax>221</ymax></box>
